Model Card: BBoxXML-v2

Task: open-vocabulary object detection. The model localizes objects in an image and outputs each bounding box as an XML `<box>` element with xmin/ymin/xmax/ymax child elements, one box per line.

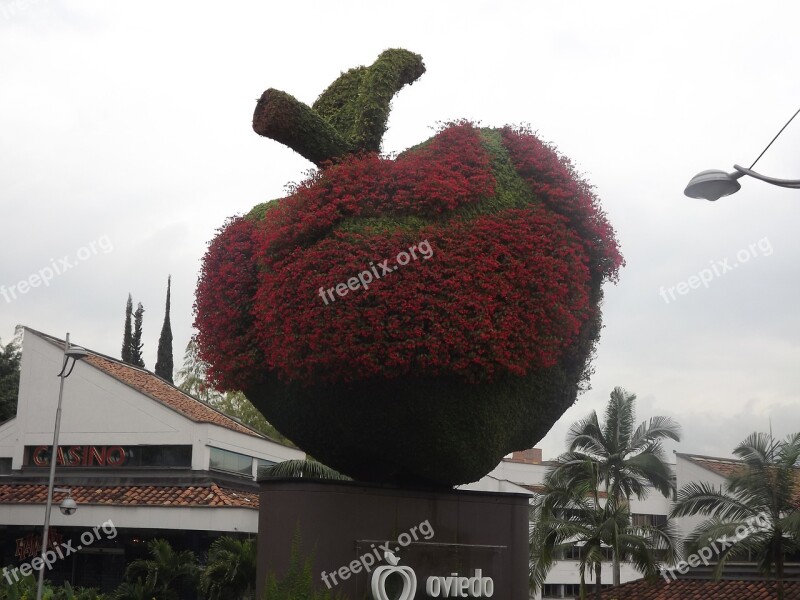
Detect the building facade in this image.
<box><xmin>462</xmin><ymin>448</ymin><xmax>672</xmax><ymax>600</ymax></box>
<box><xmin>0</xmin><ymin>328</ymin><xmax>303</xmax><ymax>591</ymax></box>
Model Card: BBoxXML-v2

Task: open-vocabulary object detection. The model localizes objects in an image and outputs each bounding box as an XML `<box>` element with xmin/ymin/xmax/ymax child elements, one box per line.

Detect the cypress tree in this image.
<box><xmin>155</xmin><ymin>276</ymin><xmax>174</xmax><ymax>383</ymax></box>
<box><xmin>121</xmin><ymin>294</ymin><xmax>133</xmax><ymax>363</ymax></box>
<box><xmin>131</xmin><ymin>303</ymin><xmax>145</xmax><ymax>367</ymax></box>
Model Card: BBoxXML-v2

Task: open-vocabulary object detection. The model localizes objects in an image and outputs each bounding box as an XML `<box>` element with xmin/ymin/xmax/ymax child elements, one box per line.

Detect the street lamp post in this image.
<box><xmin>36</xmin><ymin>333</ymin><xmax>87</xmax><ymax>600</ymax></box>
<box><xmin>684</xmin><ymin>107</ymin><xmax>800</xmax><ymax>201</ymax></box>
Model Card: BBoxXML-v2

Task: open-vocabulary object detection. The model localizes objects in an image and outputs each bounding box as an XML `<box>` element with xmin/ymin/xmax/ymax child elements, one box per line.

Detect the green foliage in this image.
<box><xmin>556</xmin><ymin>387</ymin><xmax>681</xmax><ymax>502</ymax></box>
<box><xmin>253</xmin><ymin>49</ymin><xmax>425</xmax><ymax>165</ymax></box>
<box><xmin>130</xmin><ymin>303</ymin><xmax>145</xmax><ymax>368</ymax></box>
<box><xmin>315</xmin><ymin>48</ymin><xmax>426</xmax><ymax>152</ymax></box>
<box><xmin>0</xmin><ymin>575</ymin><xmax>106</xmax><ymax>600</ymax></box>
<box><xmin>260</xmin><ymin>459</ymin><xmax>350</xmax><ymax>481</ymax></box>
<box><xmin>671</xmin><ymin>431</ymin><xmax>800</xmax><ymax>597</ymax></box>
<box><xmin>121</xmin><ymin>295</ymin><xmax>145</xmax><ymax>368</ymax></box>
<box><xmin>0</xmin><ymin>333</ymin><xmax>21</xmax><ymax>422</ymax></box>
<box><xmin>154</xmin><ymin>276</ymin><xmax>174</xmax><ymax>383</ymax></box>
<box><xmin>212</xmin><ymin>391</ymin><xmax>292</xmax><ymax>444</ymax></box>
<box><xmin>176</xmin><ymin>340</ymin><xmax>293</xmax><ymax>445</ymax></box>
<box><xmin>200</xmin><ymin>536</ymin><xmax>257</xmax><ymax>600</ymax></box>
<box><xmin>254</xmin><ymin>89</ymin><xmax>352</xmax><ymax>167</ymax></box>
<box><xmin>263</xmin><ymin>532</ymin><xmax>343</xmax><ymax>600</ymax></box>
<box><xmin>112</xmin><ymin>579</ymin><xmax>153</xmax><ymax>600</ymax></box>
<box><xmin>0</xmin><ymin>573</ymin><xmax>38</xmax><ymax>600</ymax></box>
<box><xmin>248</xmin><ymin>362</ymin><xmax>576</xmax><ymax>485</ymax></box>
<box><xmin>457</xmin><ymin>127</ymin><xmax>536</xmax><ymax>217</ymax></box>
<box><xmin>52</xmin><ymin>582</ymin><xmax>106</xmax><ymax>600</ymax></box>
<box><xmin>176</xmin><ymin>339</ymin><xmax>217</xmax><ymax>403</ymax></box>
<box><xmin>531</xmin><ymin>388</ymin><xmax>681</xmax><ymax>593</ymax></box>
<box><xmin>122</xmin><ymin>538</ymin><xmax>198</xmax><ymax>600</ymax></box>
<box><xmin>530</xmin><ymin>477</ymin><xmax>678</xmax><ymax>600</ymax></box>
<box><xmin>121</xmin><ymin>294</ymin><xmax>133</xmax><ymax>364</ymax></box>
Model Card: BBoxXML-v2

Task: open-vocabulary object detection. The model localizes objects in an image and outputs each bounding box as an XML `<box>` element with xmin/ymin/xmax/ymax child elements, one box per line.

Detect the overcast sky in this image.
<box><xmin>2</xmin><ymin>1</ymin><xmax>798</xmax><ymax>464</ymax></box>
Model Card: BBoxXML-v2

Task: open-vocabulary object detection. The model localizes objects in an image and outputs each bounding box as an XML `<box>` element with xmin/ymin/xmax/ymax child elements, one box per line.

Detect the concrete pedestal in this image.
<box><xmin>256</xmin><ymin>479</ymin><xmax>530</xmax><ymax>599</ymax></box>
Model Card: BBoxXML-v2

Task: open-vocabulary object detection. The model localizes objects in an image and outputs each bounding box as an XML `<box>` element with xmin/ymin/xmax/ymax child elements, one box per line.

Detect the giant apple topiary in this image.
<box><xmin>194</xmin><ymin>49</ymin><xmax>623</xmax><ymax>486</ymax></box>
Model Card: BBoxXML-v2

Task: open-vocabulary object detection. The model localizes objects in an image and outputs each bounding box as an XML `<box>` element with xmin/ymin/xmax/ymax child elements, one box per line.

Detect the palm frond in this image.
<box><xmin>260</xmin><ymin>459</ymin><xmax>351</xmax><ymax>480</ymax></box>
<box><xmin>670</xmin><ymin>482</ymin><xmax>754</xmax><ymax>521</ymax></box>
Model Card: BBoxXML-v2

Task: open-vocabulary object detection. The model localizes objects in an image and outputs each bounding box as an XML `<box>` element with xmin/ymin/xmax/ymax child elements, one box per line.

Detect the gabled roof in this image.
<box><xmin>27</xmin><ymin>328</ymin><xmax>266</xmax><ymax>439</ymax></box>
<box><xmin>600</xmin><ymin>578</ymin><xmax>800</xmax><ymax>599</ymax></box>
<box><xmin>678</xmin><ymin>453</ymin><xmax>743</xmax><ymax>479</ymax></box>
<box><xmin>678</xmin><ymin>452</ymin><xmax>800</xmax><ymax>508</ymax></box>
<box><xmin>0</xmin><ymin>482</ymin><xmax>259</xmax><ymax>509</ymax></box>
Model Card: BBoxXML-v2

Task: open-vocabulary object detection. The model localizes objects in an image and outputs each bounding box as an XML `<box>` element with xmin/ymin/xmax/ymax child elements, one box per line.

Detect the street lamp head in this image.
<box><xmin>685</xmin><ymin>106</ymin><xmax>800</xmax><ymax>202</ymax></box>
<box><xmin>57</xmin><ymin>339</ymin><xmax>89</xmax><ymax>378</ymax></box>
<box><xmin>684</xmin><ymin>169</ymin><xmax>742</xmax><ymax>201</ymax></box>
<box><xmin>65</xmin><ymin>347</ymin><xmax>88</xmax><ymax>360</ymax></box>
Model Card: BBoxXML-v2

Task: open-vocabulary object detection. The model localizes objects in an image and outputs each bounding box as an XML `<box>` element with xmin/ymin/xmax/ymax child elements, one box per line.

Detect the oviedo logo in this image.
<box><xmin>371</xmin><ymin>552</ymin><xmax>494</xmax><ymax>600</ymax></box>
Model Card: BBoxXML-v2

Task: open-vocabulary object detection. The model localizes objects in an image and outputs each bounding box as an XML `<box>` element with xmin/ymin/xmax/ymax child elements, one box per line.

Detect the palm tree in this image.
<box><xmin>530</xmin><ymin>464</ymin><xmax>678</xmax><ymax>599</ymax></box>
<box><xmin>549</xmin><ymin>387</ymin><xmax>681</xmax><ymax>585</ymax></box>
<box><xmin>260</xmin><ymin>458</ymin><xmax>351</xmax><ymax>480</ymax></box>
<box><xmin>122</xmin><ymin>538</ymin><xmax>198</xmax><ymax>600</ymax></box>
<box><xmin>670</xmin><ymin>431</ymin><xmax>800</xmax><ymax>600</ymax></box>
<box><xmin>200</xmin><ymin>536</ymin><xmax>257</xmax><ymax>600</ymax></box>
<box><xmin>113</xmin><ymin>579</ymin><xmax>154</xmax><ymax>600</ymax></box>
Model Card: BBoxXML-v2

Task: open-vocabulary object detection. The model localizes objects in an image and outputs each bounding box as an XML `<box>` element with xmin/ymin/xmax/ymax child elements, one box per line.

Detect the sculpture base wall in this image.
<box><xmin>256</xmin><ymin>479</ymin><xmax>530</xmax><ymax>599</ymax></box>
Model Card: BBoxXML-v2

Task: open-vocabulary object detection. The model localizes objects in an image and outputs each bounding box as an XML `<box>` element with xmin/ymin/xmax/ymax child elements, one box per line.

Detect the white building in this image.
<box><xmin>0</xmin><ymin>328</ymin><xmax>303</xmax><ymax>590</ymax></box>
<box><xmin>464</xmin><ymin>448</ymin><xmax>672</xmax><ymax>599</ymax></box>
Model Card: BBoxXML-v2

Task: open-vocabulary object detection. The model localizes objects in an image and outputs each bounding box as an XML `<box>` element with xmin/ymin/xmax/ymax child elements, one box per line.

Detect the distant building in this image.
<box><xmin>464</xmin><ymin>448</ymin><xmax>800</xmax><ymax>599</ymax></box>
<box><xmin>464</xmin><ymin>449</ymin><xmax>671</xmax><ymax>599</ymax></box>
<box><xmin>0</xmin><ymin>328</ymin><xmax>303</xmax><ymax>591</ymax></box>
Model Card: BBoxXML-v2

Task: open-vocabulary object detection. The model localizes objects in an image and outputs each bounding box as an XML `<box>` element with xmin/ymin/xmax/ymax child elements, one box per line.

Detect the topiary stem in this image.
<box><xmin>252</xmin><ymin>49</ymin><xmax>426</xmax><ymax>165</ymax></box>
<box><xmin>252</xmin><ymin>89</ymin><xmax>354</xmax><ymax>166</ymax></box>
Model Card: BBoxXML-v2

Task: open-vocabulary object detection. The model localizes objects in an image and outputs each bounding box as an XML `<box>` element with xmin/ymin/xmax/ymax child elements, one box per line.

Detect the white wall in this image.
<box><xmin>7</xmin><ymin>503</ymin><xmax>258</xmax><ymax>533</ymax></box>
<box><xmin>488</xmin><ymin>459</ymin><xmax>549</xmax><ymax>487</ymax></box>
<box><xmin>8</xmin><ymin>331</ymin><xmax>304</xmax><ymax>473</ymax></box>
<box><xmin>673</xmin><ymin>454</ymin><xmax>727</xmax><ymax>541</ymax></box>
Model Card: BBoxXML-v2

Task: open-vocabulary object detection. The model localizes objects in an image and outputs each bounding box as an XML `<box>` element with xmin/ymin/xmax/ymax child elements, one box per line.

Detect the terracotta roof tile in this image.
<box><xmin>685</xmin><ymin>455</ymin><xmax>744</xmax><ymax>479</ymax></box>
<box><xmin>600</xmin><ymin>578</ymin><xmax>800</xmax><ymax>599</ymax></box>
<box><xmin>26</xmin><ymin>329</ymin><xmax>264</xmax><ymax>438</ymax></box>
<box><xmin>82</xmin><ymin>353</ymin><xmax>260</xmax><ymax>437</ymax></box>
<box><xmin>0</xmin><ymin>483</ymin><xmax>259</xmax><ymax>509</ymax></box>
<box><xmin>683</xmin><ymin>454</ymin><xmax>800</xmax><ymax>508</ymax></box>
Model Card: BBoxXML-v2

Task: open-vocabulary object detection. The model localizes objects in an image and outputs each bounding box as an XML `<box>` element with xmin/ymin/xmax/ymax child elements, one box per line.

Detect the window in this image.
<box><xmin>542</xmin><ymin>584</ymin><xmax>581</xmax><ymax>599</ymax></box>
<box><xmin>560</xmin><ymin>544</ymin><xmax>582</xmax><ymax>560</ymax></box>
<box><xmin>209</xmin><ymin>447</ymin><xmax>253</xmax><ymax>477</ymax></box>
<box><xmin>543</xmin><ymin>582</ymin><xmax>609</xmax><ymax>598</ymax></box>
<box><xmin>130</xmin><ymin>445</ymin><xmax>192</xmax><ymax>468</ymax></box>
<box><xmin>542</xmin><ymin>584</ymin><xmax>561</xmax><ymax>598</ymax></box>
<box><xmin>632</xmin><ymin>513</ymin><xmax>668</xmax><ymax>527</ymax></box>
<box><xmin>256</xmin><ymin>459</ymin><xmax>276</xmax><ymax>479</ymax></box>
<box><xmin>0</xmin><ymin>457</ymin><xmax>11</xmax><ymax>475</ymax></box>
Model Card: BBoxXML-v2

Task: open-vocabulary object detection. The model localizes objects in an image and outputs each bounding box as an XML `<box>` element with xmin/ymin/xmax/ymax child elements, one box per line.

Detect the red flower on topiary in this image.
<box><xmin>194</xmin><ymin>50</ymin><xmax>623</xmax><ymax>486</ymax></box>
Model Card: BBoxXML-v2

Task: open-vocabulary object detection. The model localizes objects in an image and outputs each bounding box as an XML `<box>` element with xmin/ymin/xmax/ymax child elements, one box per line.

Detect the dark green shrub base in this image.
<box><xmin>247</xmin><ymin>364</ymin><xmax>576</xmax><ymax>487</ymax></box>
